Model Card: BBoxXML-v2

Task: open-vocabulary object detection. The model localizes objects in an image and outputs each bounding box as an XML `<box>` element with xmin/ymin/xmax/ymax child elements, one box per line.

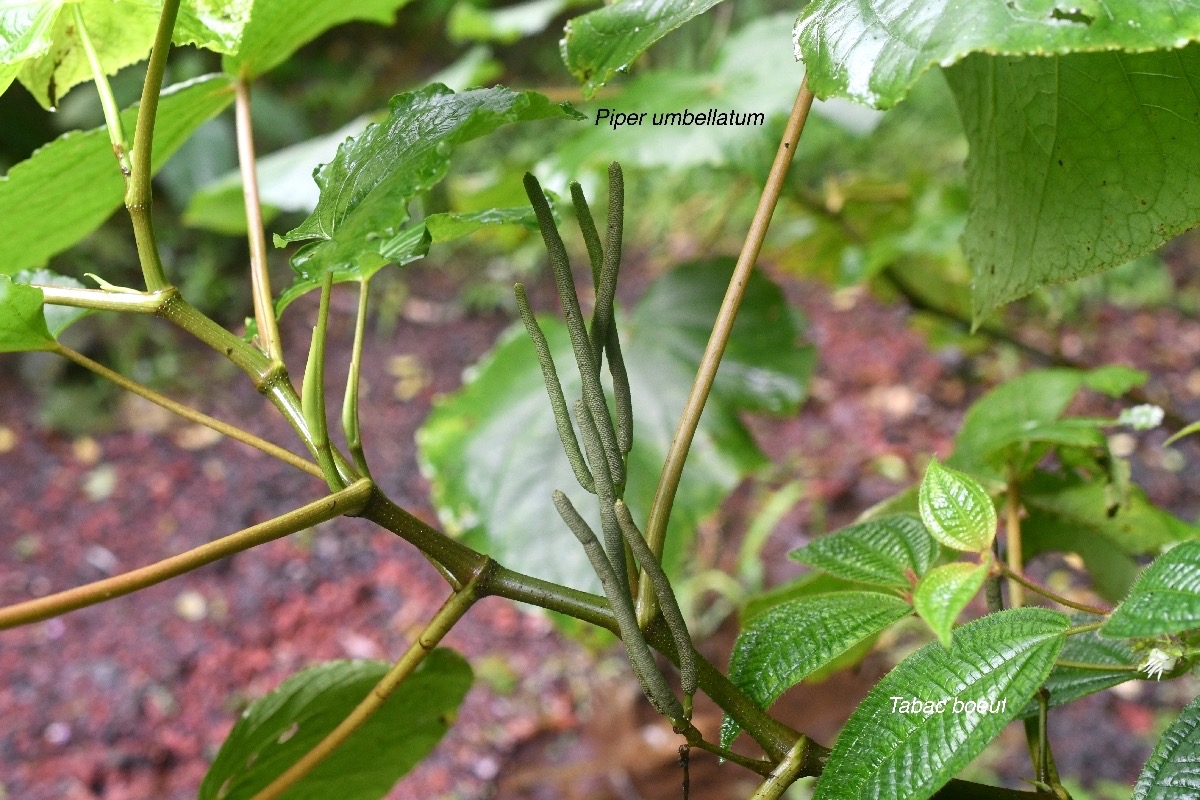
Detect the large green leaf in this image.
<box><xmin>913</xmin><ymin>559</ymin><xmax>989</xmax><ymax>648</ymax></box>
<box><xmin>0</xmin><ymin>74</ymin><xmax>234</xmax><ymax>276</ymax></box>
<box><xmin>561</xmin><ymin>0</ymin><xmax>728</xmax><ymax>97</ymax></box>
<box><xmin>1019</xmin><ymin>614</ymin><xmax>1138</xmax><ymax>716</ymax></box>
<box><xmin>199</xmin><ymin>650</ymin><xmax>472</xmax><ymax>800</ymax></box>
<box><xmin>720</xmin><ymin>591</ymin><xmax>912</xmax><ymax>750</ymax></box>
<box><xmin>918</xmin><ymin>458</ymin><xmax>996</xmax><ymax>553</ymax></box>
<box><xmin>790</xmin><ymin>514</ymin><xmax>936</xmax><ymax>590</ymax></box>
<box><xmin>277</xmin><ymin>84</ymin><xmax>583</xmax><ymax>282</ymax></box>
<box><xmin>947</xmin><ymin>46</ymin><xmax>1200</xmax><ymax>319</ymax></box>
<box><xmin>793</xmin><ymin>0</ymin><xmax>1200</xmax><ymax>109</ymax></box>
<box><xmin>1134</xmin><ymin>693</ymin><xmax>1200</xmax><ymax>800</ymax></box>
<box><xmin>813</xmin><ymin>608</ymin><xmax>1068</xmax><ymax>800</ymax></box>
<box><xmin>418</xmin><ymin>259</ymin><xmax>812</xmax><ymax>594</ymax></box>
<box><xmin>1104</xmin><ymin>541</ymin><xmax>1200</xmax><ymax>639</ymax></box>
<box><xmin>0</xmin><ymin>276</ymin><xmax>55</xmax><ymax>353</ymax></box>
<box><xmin>222</xmin><ymin>0</ymin><xmax>413</xmax><ymax>78</ymax></box>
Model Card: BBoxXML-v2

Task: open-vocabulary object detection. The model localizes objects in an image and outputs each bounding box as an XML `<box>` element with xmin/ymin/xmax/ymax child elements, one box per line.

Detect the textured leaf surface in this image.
<box><xmin>0</xmin><ymin>276</ymin><xmax>55</xmax><ymax>353</ymax></box>
<box><xmin>793</xmin><ymin>0</ymin><xmax>1200</xmax><ymax>109</ymax></box>
<box><xmin>561</xmin><ymin>0</ymin><xmax>728</xmax><ymax>97</ymax></box>
<box><xmin>0</xmin><ymin>74</ymin><xmax>234</xmax><ymax>276</ymax></box>
<box><xmin>418</xmin><ymin>260</ymin><xmax>811</xmax><ymax>594</ymax></box>
<box><xmin>1104</xmin><ymin>541</ymin><xmax>1200</xmax><ymax>638</ymax></box>
<box><xmin>199</xmin><ymin>650</ymin><xmax>471</xmax><ymax>800</ymax></box>
<box><xmin>918</xmin><ymin>459</ymin><xmax>996</xmax><ymax>552</ymax></box>
<box><xmin>914</xmin><ymin>559</ymin><xmax>989</xmax><ymax>647</ymax></box>
<box><xmin>277</xmin><ymin>85</ymin><xmax>583</xmax><ymax>279</ymax></box>
<box><xmin>813</xmin><ymin>608</ymin><xmax>1068</xmax><ymax>800</ymax></box>
<box><xmin>1020</xmin><ymin>614</ymin><xmax>1138</xmax><ymax>716</ymax></box>
<box><xmin>721</xmin><ymin>591</ymin><xmax>912</xmax><ymax>749</ymax></box>
<box><xmin>790</xmin><ymin>514</ymin><xmax>936</xmax><ymax>590</ymax></box>
<box><xmin>947</xmin><ymin>46</ymin><xmax>1200</xmax><ymax>319</ymax></box>
<box><xmin>1134</xmin><ymin>693</ymin><xmax>1200</xmax><ymax>800</ymax></box>
<box><xmin>223</xmin><ymin>0</ymin><xmax>413</xmax><ymax>78</ymax></box>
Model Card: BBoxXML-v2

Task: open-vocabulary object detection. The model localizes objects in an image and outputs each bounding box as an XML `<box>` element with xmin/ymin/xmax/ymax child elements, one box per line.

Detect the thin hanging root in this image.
<box><xmin>615</xmin><ymin>500</ymin><xmax>695</xmax><ymax>714</ymax></box>
<box><xmin>571</xmin><ymin>181</ymin><xmax>605</xmax><ymax>286</ymax></box>
<box><xmin>514</xmin><ymin>284</ymin><xmax>596</xmax><ymax>493</ymax></box>
<box><xmin>574</xmin><ymin>399</ymin><xmax>628</xmax><ymax>587</ymax></box>
<box><xmin>553</xmin><ymin>491</ymin><xmax>686</xmax><ymax>726</ymax></box>
<box><xmin>524</xmin><ymin>172</ymin><xmax>625</xmax><ymax>487</ymax></box>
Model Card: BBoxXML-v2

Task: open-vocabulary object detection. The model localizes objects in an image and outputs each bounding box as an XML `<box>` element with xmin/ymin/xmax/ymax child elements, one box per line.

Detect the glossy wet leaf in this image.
<box><xmin>793</xmin><ymin>0</ymin><xmax>1200</xmax><ymax>109</ymax></box>
<box><xmin>948</xmin><ymin>46</ymin><xmax>1200</xmax><ymax>319</ymax></box>
<box><xmin>1104</xmin><ymin>541</ymin><xmax>1200</xmax><ymax>639</ymax></box>
<box><xmin>812</xmin><ymin>608</ymin><xmax>1068</xmax><ymax>800</ymax></box>
<box><xmin>790</xmin><ymin>514</ymin><xmax>936</xmax><ymax>590</ymax></box>
<box><xmin>721</xmin><ymin>591</ymin><xmax>911</xmax><ymax>749</ymax></box>
<box><xmin>0</xmin><ymin>277</ymin><xmax>55</xmax><ymax>353</ymax></box>
<box><xmin>913</xmin><ymin>559</ymin><xmax>990</xmax><ymax>648</ymax></box>
<box><xmin>1134</xmin><ymin>693</ymin><xmax>1200</xmax><ymax>800</ymax></box>
<box><xmin>0</xmin><ymin>74</ymin><xmax>234</xmax><ymax>276</ymax></box>
<box><xmin>12</xmin><ymin>269</ymin><xmax>90</xmax><ymax>337</ymax></box>
<box><xmin>223</xmin><ymin>0</ymin><xmax>413</xmax><ymax>78</ymax></box>
<box><xmin>199</xmin><ymin>650</ymin><xmax>472</xmax><ymax>800</ymax></box>
<box><xmin>918</xmin><ymin>459</ymin><xmax>996</xmax><ymax>553</ymax></box>
<box><xmin>277</xmin><ymin>84</ymin><xmax>583</xmax><ymax>284</ymax></box>
<box><xmin>1019</xmin><ymin>615</ymin><xmax>1138</xmax><ymax>716</ymax></box>
<box><xmin>418</xmin><ymin>259</ymin><xmax>811</xmax><ymax>594</ymax></box>
<box><xmin>561</xmin><ymin>0</ymin><xmax>728</xmax><ymax>97</ymax></box>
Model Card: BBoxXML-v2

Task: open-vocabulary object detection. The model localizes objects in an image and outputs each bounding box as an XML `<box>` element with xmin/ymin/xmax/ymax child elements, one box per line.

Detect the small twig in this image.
<box><xmin>638</xmin><ymin>75</ymin><xmax>815</xmax><ymax>627</ymax></box>
<box><xmin>250</xmin><ymin>566</ymin><xmax>488</xmax><ymax>800</ymax></box>
<box><xmin>0</xmin><ymin>480</ymin><xmax>372</xmax><ymax>630</ymax></box>
<box><xmin>748</xmin><ymin>737</ymin><xmax>809</xmax><ymax>800</ymax></box>
<box><xmin>1005</xmin><ymin>465</ymin><xmax>1024</xmax><ymax>607</ymax></box>
<box><xmin>73</xmin><ymin>4</ymin><xmax>131</xmax><ymax>176</ymax></box>
<box><xmin>56</xmin><ymin>343</ymin><xmax>322</xmax><ymax>477</ymax></box>
<box><xmin>995</xmin><ymin>563</ymin><xmax>1110</xmax><ymax>616</ymax></box>
<box><xmin>234</xmin><ymin>77</ymin><xmax>283</xmax><ymax>362</ymax></box>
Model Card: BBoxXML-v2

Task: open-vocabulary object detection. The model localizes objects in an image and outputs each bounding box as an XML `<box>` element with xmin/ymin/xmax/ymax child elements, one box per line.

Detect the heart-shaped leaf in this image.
<box><xmin>790</xmin><ymin>514</ymin><xmax>936</xmax><ymax>590</ymax></box>
<box><xmin>918</xmin><ymin>458</ymin><xmax>996</xmax><ymax>553</ymax></box>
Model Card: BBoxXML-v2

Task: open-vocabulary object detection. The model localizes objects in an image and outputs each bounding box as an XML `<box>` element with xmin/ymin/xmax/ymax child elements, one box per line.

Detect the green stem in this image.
<box><xmin>234</xmin><ymin>77</ymin><xmax>283</xmax><ymax>362</ymax></box>
<box><xmin>73</xmin><ymin>4</ymin><xmax>131</xmax><ymax>176</ymax></box>
<box><xmin>1065</xmin><ymin>621</ymin><xmax>1106</xmax><ymax>636</ymax></box>
<box><xmin>995</xmin><ymin>563</ymin><xmax>1110</xmax><ymax>616</ymax></box>
<box><xmin>749</xmin><ymin>738</ymin><xmax>809</xmax><ymax>800</ymax></box>
<box><xmin>1054</xmin><ymin>659</ymin><xmax>1139</xmax><ymax>672</ymax></box>
<box><xmin>56</xmin><ymin>343</ymin><xmax>322</xmax><ymax>478</ymax></box>
<box><xmin>1005</xmin><ymin>465</ymin><xmax>1025</xmax><ymax>607</ymax></box>
<box><xmin>0</xmin><ymin>480</ymin><xmax>372</xmax><ymax>630</ymax></box>
<box><xmin>638</xmin><ymin>77</ymin><xmax>815</xmax><ymax>627</ymax></box>
<box><xmin>124</xmin><ymin>0</ymin><xmax>180</xmax><ymax>291</ymax></box>
<box><xmin>39</xmin><ymin>284</ymin><xmax>175</xmax><ymax>314</ymax></box>
<box><xmin>250</xmin><ymin>564</ymin><xmax>489</xmax><ymax>800</ymax></box>
<box><xmin>342</xmin><ymin>279</ymin><xmax>373</xmax><ymax>480</ymax></box>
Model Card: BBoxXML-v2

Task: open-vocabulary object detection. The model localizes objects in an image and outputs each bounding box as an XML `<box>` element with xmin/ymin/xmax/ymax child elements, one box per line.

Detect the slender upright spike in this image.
<box><xmin>524</xmin><ymin>172</ymin><xmax>624</xmax><ymax>485</ymax></box>
<box><xmin>553</xmin><ymin>491</ymin><xmax>686</xmax><ymax>726</ymax></box>
<box><xmin>575</xmin><ymin>399</ymin><xmax>628</xmax><ymax>587</ymax></box>
<box><xmin>607</xmin><ymin>323</ymin><xmax>633</xmax><ymax>456</ymax></box>
<box><xmin>571</xmin><ymin>182</ymin><xmax>605</xmax><ymax>286</ymax></box>
<box><xmin>515</xmin><ymin>284</ymin><xmax>595</xmax><ymax>493</ymax></box>
<box><xmin>302</xmin><ymin>272</ymin><xmax>343</xmax><ymax>490</ymax></box>
<box><xmin>341</xmin><ymin>279</ymin><xmax>373</xmax><ymax>480</ymax></box>
<box><xmin>615</xmin><ymin>500</ymin><xmax>695</xmax><ymax>712</ymax></box>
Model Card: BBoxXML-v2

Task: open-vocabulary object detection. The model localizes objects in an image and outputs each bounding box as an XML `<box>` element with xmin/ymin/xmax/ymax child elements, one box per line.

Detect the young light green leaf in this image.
<box><xmin>561</xmin><ymin>0</ymin><xmax>728</xmax><ymax>97</ymax></box>
<box><xmin>1019</xmin><ymin>615</ymin><xmax>1138</xmax><ymax>717</ymax></box>
<box><xmin>198</xmin><ymin>650</ymin><xmax>472</xmax><ymax>800</ymax></box>
<box><xmin>418</xmin><ymin>259</ymin><xmax>811</xmax><ymax>595</ymax></box>
<box><xmin>1133</xmin><ymin>693</ymin><xmax>1200</xmax><ymax>800</ymax></box>
<box><xmin>918</xmin><ymin>458</ymin><xmax>996</xmax><ymax>553</ymax></box>
<box><xmin>720</xmin><ymin>591</ymin><xmax>912</xmax><ymax>750</ymax></box>
<box><xmin>948</xmin><ymin>46</ymin><xmax>1200</xmax><ymax>320</ymax></box>
<box><xmin>793</xmin><ymin>0</ymin><xmax>1200</xmax><ymax>109</ymax></box>
<box><xmin>790</xmin><ymin>514</ymin><xmax>936</xmax><ymax>590</ymax></box>
<box><xmin>223</xmin><ymin>0</ymin><xmax>413</xmax><ymax>78</ymax></box>
<box><xmin>276</xmin><ymin>84</ymin><xmax>583</xmax><ymax>281</ymax></box>
<box><xmin>913</xmin><ymin>558</ymin><xmax>990</xmax><ymax>648</ymax></box>
<box><xmin>0</xmin><ymin>276</ymin><xmax>56</xmax><ymax>353</ymax></box>
<box><xmin>813</xmin><ymin>608</ymin><xmax>1068</xmax><ymax>800</ymax></box>
<box><xmin>1103</xmin><ymin>541</ymin><xmax>1200</xmax><ymax>639</ymax></box>
<box><xmin>0</xmin><ymin>74</ymin><xmax>234</xmax><ymax>276</ymax></box>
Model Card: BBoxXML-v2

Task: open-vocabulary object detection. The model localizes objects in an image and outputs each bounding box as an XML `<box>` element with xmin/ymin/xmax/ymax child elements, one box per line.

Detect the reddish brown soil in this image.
<box><xmin>2</xmin><ymin>258</ymin><xmax>1198</xmax><ymax>799</ymax></box>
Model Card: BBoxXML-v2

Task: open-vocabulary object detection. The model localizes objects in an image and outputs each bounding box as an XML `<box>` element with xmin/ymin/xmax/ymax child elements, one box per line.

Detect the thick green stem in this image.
<box><xmin>638</xmin><ymin>77</ymin><xmax>815</xmax><ymax>627</ymax></box>
<box><xmin>56</xmin><ymin>343</ymin><xmax>321</xmax><ymax>477</ymax></box>
<box><xmin>124</xmin><ymin>0</ymin><xmax>180</xmax><ymax>291</ymax></box>
<box><xmin>73</xmin><ymin>4</ymin><xmax>131</xmax><ymax>176</ymax></box>
<box><xmin>39</xmin><ymin>284</ymin><xmax>175</xmax><ymax>314</ymax></box>
<box><xmin>358</xmin><ymin>489</ymin><xmax>487</xmax><ymax>590</ymax></box>
<box><xmin>251</xmin><ymin>565</ymin><xmax>490</xmax><ymax>800</ymax></box>
<box><xmin>0</xmin><ymin>480</ymin><xmax>372</xmax><ymax>630</ymax></box>
<box><xmin>749</xmin><ymin>738</ymin><xmax>809</xmax><ymax>800</ymax></box>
